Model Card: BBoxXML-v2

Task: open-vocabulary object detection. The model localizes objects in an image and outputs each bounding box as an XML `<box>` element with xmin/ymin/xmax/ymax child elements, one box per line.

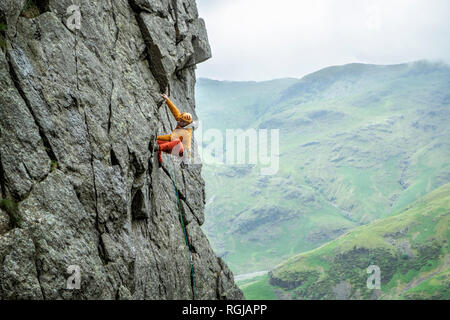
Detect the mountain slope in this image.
<box><xmin>267</xmin><ymin>182</ymin><xmax>450</xmax><ymax>300</ymax></box>
<box><xmin>196</xmin><ymin>61</ymin><xmax>450</xmax><ymax>274</ymax></box>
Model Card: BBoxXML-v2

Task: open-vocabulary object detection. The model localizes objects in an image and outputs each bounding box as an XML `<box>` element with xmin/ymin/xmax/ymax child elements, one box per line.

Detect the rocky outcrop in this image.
<box><xmin>0</xmin><ymin>0</ymin><xmax>243</xmax><ymax>300</ymax></box>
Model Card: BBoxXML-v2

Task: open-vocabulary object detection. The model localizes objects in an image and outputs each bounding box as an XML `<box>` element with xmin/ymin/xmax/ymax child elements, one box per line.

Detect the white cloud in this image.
<box><xmin>196</xmin><ymin>0</ymin><xmax>450</xmax><ymax>80</ymax></box>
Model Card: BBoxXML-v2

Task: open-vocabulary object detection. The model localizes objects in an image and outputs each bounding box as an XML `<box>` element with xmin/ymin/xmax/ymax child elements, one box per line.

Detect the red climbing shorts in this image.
<box><xmin>157</xmin><ymin>139</ymin><xmax>184</xmax><ymax>163</ymax></box>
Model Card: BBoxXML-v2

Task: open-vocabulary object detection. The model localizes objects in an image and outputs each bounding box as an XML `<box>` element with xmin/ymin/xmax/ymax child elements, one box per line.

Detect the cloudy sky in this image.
<box><xmin>195</xmin><ymin>0</ymin><xmax>450</xmax><ymax>81</ymax></box>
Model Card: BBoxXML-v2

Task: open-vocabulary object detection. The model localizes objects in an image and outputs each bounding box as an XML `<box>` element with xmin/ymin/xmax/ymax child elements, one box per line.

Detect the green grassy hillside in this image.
<box><xmin>196</xmin><ymin>61</ymin><xmax>450</xmax><ymax>275</ymax></box>
<box><xmin>262</xmin><ymin>182</ymin><xmax>450</xmax><ymax>300</ymax></box>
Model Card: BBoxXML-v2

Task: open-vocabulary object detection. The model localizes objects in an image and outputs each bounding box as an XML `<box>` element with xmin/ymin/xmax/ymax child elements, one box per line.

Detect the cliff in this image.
<box><xmin>0</xmin><ymin>0</ymin><xmax>243</xmax><ymax>300</ymax></box>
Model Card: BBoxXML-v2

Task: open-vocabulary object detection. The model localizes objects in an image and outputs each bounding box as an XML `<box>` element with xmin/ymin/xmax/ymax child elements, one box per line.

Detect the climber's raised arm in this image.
<box><xmin>162</xmin><ymin>93</ymin><xmax>181</xmax><ymax>121</ymax></box>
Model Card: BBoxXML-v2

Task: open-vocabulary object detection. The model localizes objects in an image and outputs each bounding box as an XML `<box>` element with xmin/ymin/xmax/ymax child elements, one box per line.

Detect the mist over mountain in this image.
<box><xmin>196</xmin><ymin>61</ymin><xmax>450</xmax><ymax>277</ymax></box>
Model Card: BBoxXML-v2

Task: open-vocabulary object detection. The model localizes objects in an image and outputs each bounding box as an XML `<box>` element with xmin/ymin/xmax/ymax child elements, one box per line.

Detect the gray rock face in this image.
<box><xmin>0</xmin><ymin>0</ymin><xmax>243</xmax><ymax>300</ymax></box>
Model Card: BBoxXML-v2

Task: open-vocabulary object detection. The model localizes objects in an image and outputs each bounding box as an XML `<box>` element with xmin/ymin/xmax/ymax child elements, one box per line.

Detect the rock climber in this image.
<box><xmin>156</xmin><ymin>93</ymin><xmax>193</xmax><ymax>168</ymax></box>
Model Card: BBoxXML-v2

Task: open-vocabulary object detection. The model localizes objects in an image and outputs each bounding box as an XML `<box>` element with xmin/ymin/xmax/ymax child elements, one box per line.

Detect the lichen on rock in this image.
<box><xmin>0</xmin><ymin>0</ymin><xmax>242</xmax><ymax>300</ymax></box>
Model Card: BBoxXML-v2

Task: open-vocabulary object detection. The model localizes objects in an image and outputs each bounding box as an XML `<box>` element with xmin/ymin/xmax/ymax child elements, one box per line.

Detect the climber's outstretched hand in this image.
<box><xmin>161</xmin><ymin>93</ymin><xmax>168</xmax><ymax>100</ymax></box>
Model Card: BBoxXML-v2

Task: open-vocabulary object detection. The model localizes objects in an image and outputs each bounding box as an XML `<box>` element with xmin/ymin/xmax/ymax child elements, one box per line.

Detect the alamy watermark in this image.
<box><xmin>66</xmin><ymin>265</ymin><xmax>81</xmax><ymax>290</ymax></box>
<box><xmin>366</xmin><ymin>4</ymin><xmax>382</xmax><ymax>31</ymax></box>
<box><xmin>366</xmin><ymin>265</ymin><xmax>381</xmax><ymax>290</ymax></box>
<box><xmin>170</xmin><ymin>121</ymin><xmax>280</xmax><ymax>175</ymax></box>
<box><xmin>66</xmin><ymin>5</ymin><xmax>81</xmax><ymax>31</ymax></box>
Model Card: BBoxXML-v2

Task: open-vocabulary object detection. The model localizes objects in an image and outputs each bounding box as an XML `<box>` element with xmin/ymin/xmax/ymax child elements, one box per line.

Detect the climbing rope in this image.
<box><xmin>168</xmin><ymin>156</ymin><xmax>197</xmax><ymax>300</ymax></box>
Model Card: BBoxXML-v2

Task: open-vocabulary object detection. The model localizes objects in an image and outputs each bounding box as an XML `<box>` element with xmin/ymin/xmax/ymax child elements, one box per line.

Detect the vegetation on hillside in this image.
<box><xmin>245</xmin><ymin>183</ymin><xmax>449</xmax><ymax>299</ymax></box>
<box><xmin>196</xmin><ymin>62</ymin><xmax>450</xmax><ymax>275</ymax></box>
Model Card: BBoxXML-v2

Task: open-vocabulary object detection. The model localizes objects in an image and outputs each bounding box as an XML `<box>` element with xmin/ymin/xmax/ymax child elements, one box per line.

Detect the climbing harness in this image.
<box><xmin>168</xmin><ymin>156</ymin><xmax>197</xmax><ymax>300</ymax></box>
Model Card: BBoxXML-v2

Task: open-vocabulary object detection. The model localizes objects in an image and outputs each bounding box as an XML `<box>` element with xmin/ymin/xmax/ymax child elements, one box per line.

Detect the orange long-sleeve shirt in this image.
<box><xmin>157</xmin><ymin>97</ymin><xmax>193</xmax><ymax>152</ymax></box>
